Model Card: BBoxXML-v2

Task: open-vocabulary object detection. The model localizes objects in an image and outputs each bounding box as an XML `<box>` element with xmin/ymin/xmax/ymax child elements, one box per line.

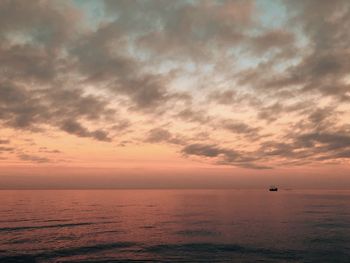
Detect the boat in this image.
<box><xmin>269</xmin><ymin>185</ymin><xmax>278</xmax><ymax>191</ymax></box>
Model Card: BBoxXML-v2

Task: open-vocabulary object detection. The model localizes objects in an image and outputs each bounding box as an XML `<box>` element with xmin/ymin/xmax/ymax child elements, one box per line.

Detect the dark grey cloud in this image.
<box><xmin>182</xmin><ymin>143</ymin><xmax>225</xmax><ymax>158</ymax></box>
<box><xmin>61</xmin><ymin>119</ymin><xmax>111</xmax><ymax>142</ymax></box>
<box><xmin>0</xmin><ymin>81</ymin><xmax>114</xmax><ymax>141</ymax></box>
<box><xmin>0</xmin><ymin>146</ymin><xmax>14</xmax><ymax>152</ymax></box>
<box><xmin>221</xmin><ymin>120</ymin><xmax>261</xmax><ymax>137</ymax></box>
<box><xmin>207</xmin><ymin>90</ymin><xmax>262</xmax><ymax>113</ymax></box>
<box><xmin>176</xmin><ymin>108</ymin><xmax>210</xmax><ymax>124</ymax></box>
<box><xmin>249</xmin><ymin>29</ymin><xmax>295</xmax><ymax>55</ymax></box>
<box><xmin>48</xmin><ymin>88</ymin><xmax>116</xmax><ymax>122</ymax></box>
<box><xmin>146</xmin><ymin>128</ymin><xmax>172</xmax><ymax>143</ymax></box>
<box><xmin>256</xmin><ymin>102</ymin><xmax>307</xmax><ymax>123</ymax></box>
<box><xmin>208</xmin><ymin>90</ymin><xmax>237</xmax><ymax>105</ymax></box>
<box><xmin>111</xmin><ymin>120</ymin><xmax>131</xmax><ymax>132</ymax></box>
<box><xmin>0</xmin><ymin>82</ymin><xmax>45</xmax><ymax>130</ymax></box>
<box><xmin>0</xmin><ymin>0</ymin><xmax>79</xmax><ymax>49</ymax></box>
<box><xmin>181</xmin><ymin>143</ymin><xmax>270</xmax><ymax>169</ymax></box>
<box><xmin>18</xmin><ymin>153</ymin><xmax>50</xmax><ymax>163</ymax></box>
<box><xmin>296</xmin><ymin>132</ymin><xmax>350</xmax><ymax>151</ymax></box>
<box><xmin>0</xmin><ymin>139</ymin><xmax>10</xmax><ymax>144</ymax></box>
<box><xmin>146</xmin><ymin>128</ymin><xmax>184</xmax><ymax>145</ymax></box>
<box><xmin>235</xmin><ymin>162</ymin><xmax>272</xmax><ymax>170</ymax></box>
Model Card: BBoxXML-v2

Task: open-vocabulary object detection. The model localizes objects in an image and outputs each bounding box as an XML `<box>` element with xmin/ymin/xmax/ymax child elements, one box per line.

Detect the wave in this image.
<box><xmin>0</xmin><ymin>242</ymin><xmax>137</xmax><ymax>262</ymax></box>
<box><xmin>3</xmin><ymin>241</ymin><xmax>350</xmax><ymax>262</ymax></box>
<box><xmin>0</xmin><ymin>255</ymin><xmax>153</xmax><ymax>263</ymax></box>
<box><xmin>0</xmin><ymin>222</ymin><xmax>107</xmax><ymax>232</ymax></box>
<box><xmin>313</xmin><ymin>222</ymin><xmax>350</xmax><ymax>229</ymax></box>
<box><xmin>309</xmin><ymin>237</ymin><xmax>350</xmax><ymax>244</ymax></box>
<box><xmin>144</xmin><ymin>243</ymin><xmax>304</xmax><ymax>261</ymax></box>
<box><xmin>40</xmin><ymin>242</ymin><xmax>137</xmax><ymax>258</ymax></box>
<box><xmin>175</xmin><ymin>229</ymin><xmax>221</xmax><ymax>237</ymax></box>
<box><xmin>0</xmin><ymin>255</ymin><xmax>37</xmax><ymax>263</ymax></box>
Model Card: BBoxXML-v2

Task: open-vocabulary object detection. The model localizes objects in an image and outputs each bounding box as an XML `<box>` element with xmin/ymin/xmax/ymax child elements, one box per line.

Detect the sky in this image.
<box><xmin>0</xmin><ymin>0</ymin><xmax>349</xmax><ymax>189</ymax></box>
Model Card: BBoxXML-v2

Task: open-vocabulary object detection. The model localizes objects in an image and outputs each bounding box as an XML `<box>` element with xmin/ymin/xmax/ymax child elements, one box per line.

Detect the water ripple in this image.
<box><xmin>0</xmin><ymin>222</ymin><xmax>113</xmax><ymax>232</ymax></box>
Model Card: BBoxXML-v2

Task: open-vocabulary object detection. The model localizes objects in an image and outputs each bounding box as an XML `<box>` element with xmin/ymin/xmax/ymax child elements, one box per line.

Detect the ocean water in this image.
<box><xmin>0</xmin><ymin>189</ymin><xmax>350</xmax><ymax>262</ymax></box>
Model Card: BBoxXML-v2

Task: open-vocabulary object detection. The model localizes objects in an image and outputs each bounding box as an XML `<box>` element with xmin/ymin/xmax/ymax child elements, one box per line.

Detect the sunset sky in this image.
<box><xmin>0</xmin><ymin>0</ymin><xmax>349</xmax><ymax>188</ymax></box>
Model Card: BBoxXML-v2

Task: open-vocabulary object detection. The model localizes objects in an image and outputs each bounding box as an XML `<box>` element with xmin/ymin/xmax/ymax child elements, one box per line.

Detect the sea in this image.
<box><xmin>0</xmin><ymin>189</ymin><xmax>349</xmax><ymax>262</ymax></box>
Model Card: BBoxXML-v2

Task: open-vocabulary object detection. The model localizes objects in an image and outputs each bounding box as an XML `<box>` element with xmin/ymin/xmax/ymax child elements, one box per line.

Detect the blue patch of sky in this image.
<box><xmin>72</xmin><ymin>0</ymin><xmax>115</xmax><ymax>29</ymax></box>
<box><xmin>257</xmin><ymin>1</ymin><xmax>309</xmax><ymax>52</ymax></box>
<box><xmin>235</xmin><ymin>1</ymin><xmax>308</xmax><ymax>72</ymax></box>
<box><xmin>232</xmin><ymin>1</ymin><xmax>288</xmax><ymax>70</ymax></box>
<box><xmin>256</xmin><ymin>0</ymin><xmax>287</xmax><ymax>29</ymax></box>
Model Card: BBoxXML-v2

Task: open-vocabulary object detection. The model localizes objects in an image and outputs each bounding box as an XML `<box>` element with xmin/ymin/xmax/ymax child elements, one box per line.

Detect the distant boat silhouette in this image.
<box><xmin>269</xmin><ymin>186</ymin><xmax>278</xmax><ymax>191</ymax></box>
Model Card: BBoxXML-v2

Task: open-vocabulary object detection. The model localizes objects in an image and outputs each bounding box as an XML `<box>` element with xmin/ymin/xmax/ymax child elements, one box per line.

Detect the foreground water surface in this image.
<box><xmin>0</xmin><ymin>189</ymin><xmax>349</xmax><ymax>262</ymax></box>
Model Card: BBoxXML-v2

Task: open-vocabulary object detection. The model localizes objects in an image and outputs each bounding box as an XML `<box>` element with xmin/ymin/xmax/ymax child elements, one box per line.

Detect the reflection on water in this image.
<box><xmin>0</xmin><ymin>189</ymin><xmax>349</xmax><ymax>262</ymax></box>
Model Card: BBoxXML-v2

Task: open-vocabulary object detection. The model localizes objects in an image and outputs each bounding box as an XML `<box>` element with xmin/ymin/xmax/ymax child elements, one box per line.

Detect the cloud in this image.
<box><xmin>0</xmin><ymin>1</ymin><xmax>119</xmax><ymax>142</ymax></box>
<box><xmin>0</xmin><ymin>0</ymin><xmax>349</xmax><ymax>169</ymax></box>
<box><xmin>0</xmin><ymin>139</ymin><xmax>10</xmax><ymax>144</ymax></box>
<box><xmin>0</xmin><ymin>146</ymin><xmax>14</xmax><ymax>153</ymax></box>
<box><xmin>39</xmin><ymin>147</ymin><xmax>61</xmax><ymax>154</ymax></box>
<box><xmin>0</xmin><ymin>81</ymin><xmax>115</xmax><ymax>140</ymax></box>
<box><xmin>104</xmin><ymin>0</ymin><xmax>256</xmax><ymax>60</ymax></box>
<box><xmin>0</xmin><ymin>82</ymin><xmax>44</xmax><ymax>129</ymax></box>
<box><xmin>18</xmin><ymin>153</ymin><xmax>51</xmax><ymax>163</ymax></box>
<box><xmin>221</xmin><ymin>120</ymin><xmax>261</xmax><ymax>138</ymax></box>
<box><xmin>256</xmin><ymin>128</ymin><xmax>350</xmax><ymax>166</ymax></box>
<box><xmin>61</xmin><ymin>119</ymin><xmax>111</xmax><ymax>142</ymax></box>
<box><xmin>249</xmin><ymin>29</ymin><xmax>295</xmax><ymax>55</ymax></box>
<box><xmin>182</xmin><ymin>144</ymin><xmax>226</xmax><ymax>158</ymax></box>
<box><xmin>239</xmin><ymin>0</ymin><xmax>350</xmax><ymax>101</ymax></box>
<box><xmin>181</xmin><ymin>143</ymin><xmax>270</xmax><ymax>169</ymax></box>
<box><xmin>176</xmin><ymin>108</ymin><xmax>210</xmax><ymax>124</ymax></box>
<box><xmin>70</xmin><ymin>19</ymin><xmax>177</xmax><ymax>112</ymax></box>
<box><xmin>146</xmin><ymin>128</ymin><xmax>184</xmax><ymax>145</ymax></box>
<box><xmin>146</xmin><ymin>128</ymin><xmax>172</xmax><ymax>143</ymax></box>
<box><xmin>296</xmin><ymin>132</ymin><xmax>350</xmax><ymax>151</ymax></box>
